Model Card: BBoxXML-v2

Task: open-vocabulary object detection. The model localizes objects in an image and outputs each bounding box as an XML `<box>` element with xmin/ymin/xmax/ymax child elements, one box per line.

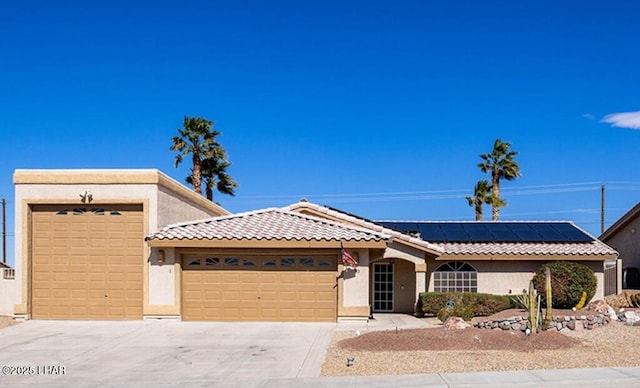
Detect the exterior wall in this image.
<box><xmin>383</xmin><ymin>243</ymin><xmax>425</xmax><ymax>264</ymax></box>
<box><xmin>376</xmin><ymin>244</ymin><xmax>426</xmax><ymax>314</ymax></box>
<box><xmin>604</xmin><ymin>217</ymin><xmax>640</xmax><ymax>272</ymax></box>
<box><xmin>11</xmin><ymin>169</ymin><xmax>227</xmax><ymax>319</ymax></box>
<box><xmin>156</xmin><ymin>185</ymin><xmax>227</xmax><ymax>228</ymax></box>
<box><xmin>425</xmin><ymin>258</ymin><xmax>606</xmax><ymax>300</ymax></box>
<box><xmin>339</xmin><ymin>248</ymin><xmax>372</xmax><ymax>320</ymax></box>
<box><xmin>147</xmin><ymin>182</ymin><xmax>227</xmax><ymax>316</ymax></box>
<box><xmin>0</xmin><ymin>276</ymin><xmax>18</xmax><ymax>316</ymax></box>
<box><xmin>393</xmin><ymin>259</ymin><xmax>416</xmax><ymax>313</ymax></box>
<box><xmin>13</xmin><ymin>181</ymin><xmax>156</xmax><ymax>318</ymax></box>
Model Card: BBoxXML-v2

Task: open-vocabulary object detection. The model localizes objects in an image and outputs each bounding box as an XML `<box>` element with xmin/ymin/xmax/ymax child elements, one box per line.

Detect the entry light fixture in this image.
<box><xmin>346</xmin><ymin>357</ymin><xmax>355</xmax><ymax>367</ymax></box>
<box><xmin>158</xmin><ymin>249</ymin><xmax>165</xmax><ymax>265</ymax></box>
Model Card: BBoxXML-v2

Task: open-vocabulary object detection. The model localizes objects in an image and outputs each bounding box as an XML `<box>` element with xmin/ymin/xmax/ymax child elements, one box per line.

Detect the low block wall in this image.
<box><xmin>473</xmin><ymin>314</ymin><xmax>610</xmax><ymax>331</ymax></box>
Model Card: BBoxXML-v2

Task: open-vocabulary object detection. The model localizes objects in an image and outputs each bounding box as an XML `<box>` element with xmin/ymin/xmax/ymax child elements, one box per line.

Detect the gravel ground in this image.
<box><xmin>322</xmin><ymin>317</ymin><xmax>640</xmax><ymax>376</ymax></box>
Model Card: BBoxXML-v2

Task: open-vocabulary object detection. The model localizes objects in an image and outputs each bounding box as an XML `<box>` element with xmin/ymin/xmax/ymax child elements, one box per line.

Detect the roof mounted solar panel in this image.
<box><xmin>491</xmin><ymin>229</ymin><xmax>520</xmax><ymax>242</ymax></box>
<box><xmin>376</xmin><ymin>221</ymin><xmax>596</xmax><ymax>243</ymax></box>
<box><xmin>552</xmin><ymin>222</ymin><xmax>594</xmax><ymax>242</ymax></box>
<box><xmin>463</xmin><ymin>223</ymin><xmax>494</xmax><ymax>242</ymax></box>
<box><xmin>416</xmin><ymin>224</ymin><xmax>445</xmax><ymax>241</ymax></box>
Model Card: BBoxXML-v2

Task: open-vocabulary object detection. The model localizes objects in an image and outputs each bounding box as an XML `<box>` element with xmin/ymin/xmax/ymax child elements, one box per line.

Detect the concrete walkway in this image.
<box><xmin>263</xmin><ymin>367</ymin><xmax>640</xmax><ymax>387</ymax></box>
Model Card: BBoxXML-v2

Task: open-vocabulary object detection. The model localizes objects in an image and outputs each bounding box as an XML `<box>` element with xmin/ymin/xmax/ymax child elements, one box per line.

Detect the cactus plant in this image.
<box><xmin>575</xmin><ymin>291</ymin><xmax>587</xmax><ymax>310</ymax></box>
<box><xmin>543</xmin><ymin>267</ymin><xmax>552</xmax><ymax>329</ymax></box>
<box><xmin>528</xmin><ymin>280</ymin><xmax>537</xmax><ymax>334</ymax></box>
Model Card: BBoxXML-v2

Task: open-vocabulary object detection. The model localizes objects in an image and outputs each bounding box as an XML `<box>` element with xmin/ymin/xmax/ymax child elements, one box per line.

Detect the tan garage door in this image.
<box><xmin>31</xmin><ymin>204</ymin><xmax>143</xmax><ymax>319</ymax></box>
<box><xmin>182</xmin><ymin>255</ymin><xmax>337</xmax><ymax>321</ymax></box>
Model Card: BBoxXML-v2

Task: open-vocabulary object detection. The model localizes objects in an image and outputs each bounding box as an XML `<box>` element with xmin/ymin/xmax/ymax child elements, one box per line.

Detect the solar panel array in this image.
<box><xmin>377</xmin><ymin>221</ymin><xmax>594</xmax><ymax>243</ymax></box>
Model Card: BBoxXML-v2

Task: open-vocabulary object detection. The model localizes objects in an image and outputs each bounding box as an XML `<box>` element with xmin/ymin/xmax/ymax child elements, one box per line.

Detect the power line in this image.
<box><xmin>232</xmin><ymin>182</ymin><xmax>602</xmax><ymax>202</ymax></box>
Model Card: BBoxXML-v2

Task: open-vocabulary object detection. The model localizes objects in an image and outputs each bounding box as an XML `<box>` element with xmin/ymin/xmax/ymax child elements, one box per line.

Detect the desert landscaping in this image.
<box><xmin>322</xmin><ymin>295</ymin><xmax>640</xmax><ymax>376</ymax></box>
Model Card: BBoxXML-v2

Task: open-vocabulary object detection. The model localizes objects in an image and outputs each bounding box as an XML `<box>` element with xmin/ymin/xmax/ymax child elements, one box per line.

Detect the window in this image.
<box><xmin>224</xmin><ymin>258</ymin><xmax>239</xmax><ymax>266</ymax></box>
<box><xmin>205</xmin><ymin>258</ymin><xmax>220</xmax><ymax>266</ymax></box>
<box><xmin>242</xmin><ymin>259</ymin><xmax>257</xmax><ymax>266</ymax></box>
<box><xmin>433</xmin><ymin>261</ymin><xmax>477</xmax><ymax>293</ymax></box>
<box><xmin>300</xmin><ymin>258</ymin><xmax>314</xmax><ymax>267</ymax></box>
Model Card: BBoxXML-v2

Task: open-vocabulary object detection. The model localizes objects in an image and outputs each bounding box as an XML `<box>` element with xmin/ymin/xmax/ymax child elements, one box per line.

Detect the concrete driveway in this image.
<box><xmin>0</xmin><ymin>319</ymin><xmax>335</xmax><ymax>387</ymax></box>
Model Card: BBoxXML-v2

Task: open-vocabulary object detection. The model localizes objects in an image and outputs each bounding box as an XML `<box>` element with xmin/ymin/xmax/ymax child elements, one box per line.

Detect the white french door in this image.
<box><xmin>372</xmin><ymin>263</ymin><xmax>394</xmax><ymax>312</ymax></box>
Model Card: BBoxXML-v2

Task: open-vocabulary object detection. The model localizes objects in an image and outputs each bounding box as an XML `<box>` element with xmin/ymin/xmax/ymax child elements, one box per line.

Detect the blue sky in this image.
<box><xmin>1</xmin><ymin>1</ymin><xmax>640</xmax><ymax>266</ymax></box>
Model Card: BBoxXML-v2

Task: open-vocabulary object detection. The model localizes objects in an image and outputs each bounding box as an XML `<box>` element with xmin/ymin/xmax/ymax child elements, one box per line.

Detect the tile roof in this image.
<box><xmin>439</xmin><ymin>241</ymin><xmax>618</xmax><ymax>257</ymax></box>
<box><xmin>377</xmin><ymin>220</ymin><xmax>618</xmax><ymax>258</ymax></box>
<box><xmin>146</xmin><ymin>208</ymin><xmax>390</xmax><ymax>243</ymax></box>
<box><xmin>284</xmin><ymin>202</ymin><xmax>444</xmax><ymax>255</ymax></box>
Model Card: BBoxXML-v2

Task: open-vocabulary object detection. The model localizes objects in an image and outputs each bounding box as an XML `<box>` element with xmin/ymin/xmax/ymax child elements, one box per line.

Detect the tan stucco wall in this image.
<box><xmin>604</xmin><ymin>217</ymin><xmax>640</xmax><ymax>272</ymax></box>
<box><xmin>13</xmin><ymin>180</ymin><xmax>155</xmax><ymax>318</ymax></box>
<box><xmin>342</xmin><ymin>249</ymin><xmax>370</xmax><ymax>308</ymax></box>
<box><xmin>375</xmin><ymin>244</ymin><xmax>427</xmax><ymax>314</ymax></box>
<box><xmin>393</xmin><ymin>260</ymin><xmax>417</xmax><ymax>313</ymax></box>
<box><xmin>156</xmin><ymin>185</ymin><xmax>227</xmax><ymax>228</ymax></box>
<box><xmin>425</xmin><ymin>258</ymin><xmax>606</xmax><ymax>300</ymax></box>
<box><xmin>149</xmin><ymin>181</ymin><xmax>227</xmax><ymax>313</ymax></box>
<box><xmin>11</xmin><ymin>169</ymin><xmax>228</xmax><ymax>319</ymax></box>
<box><xmin>383</xmin><ymin>243</ymin><xmax>425</xmax><ymax>264</ymax></box>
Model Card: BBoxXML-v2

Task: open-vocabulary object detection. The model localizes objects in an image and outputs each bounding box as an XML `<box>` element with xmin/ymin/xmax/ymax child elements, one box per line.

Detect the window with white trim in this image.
<box><xmin>433</xmin><ymin>261</ymin><xmax>478</xmax><ymax>293</ymax></box>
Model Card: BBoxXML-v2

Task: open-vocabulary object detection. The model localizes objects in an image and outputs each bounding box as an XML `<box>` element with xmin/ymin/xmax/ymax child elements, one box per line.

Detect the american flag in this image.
<box><xmin>341</xmin><ymin>244</ymin><xmax>358</xmax><ymax>270</ymax></box>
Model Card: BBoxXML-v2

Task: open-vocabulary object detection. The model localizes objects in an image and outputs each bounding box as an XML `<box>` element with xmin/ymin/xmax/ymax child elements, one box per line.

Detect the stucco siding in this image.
<box><xmin>342</xmin><ymin>249</ymin><xmax>370</xmax><ymax>307</ymax></box>
<box><xmin>156</xmin><ymin>186</ymin><xmax>226</xmax><ymax>229</ymax></box>
<box><xmin>383</xmin><ymin>243</ymin><xmax>424</xmax><ymax>264</ymax></box>
<box><xmin>393</xmin><ymin>259</ymin><xmax>417</xmax><ymax>313</ymax></box>
<box><xmin>12</xmin><ymin>182</ymin><xmax>157</xmax><ymax>317</ymax></box>
<box><xmin>605</xmin><ymin>217</ymin><xmax>640</xmax><ymax>271</ymax></box>
<box><xmin>426</xmin><ymin>258</ymin><xmax>606</xmax><ymax>300</ymax></box>
<box><xmin>0</xmin><ymin>277</ymin><xmax>18</xmax><ymax>316</ymax></box>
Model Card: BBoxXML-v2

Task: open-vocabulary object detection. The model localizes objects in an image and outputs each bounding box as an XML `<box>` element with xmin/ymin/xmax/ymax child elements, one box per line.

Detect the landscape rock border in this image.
<box><xmin>473</xmin><ymin>314</ymin><xmax>610</xmax><ymax>331</ymax></box>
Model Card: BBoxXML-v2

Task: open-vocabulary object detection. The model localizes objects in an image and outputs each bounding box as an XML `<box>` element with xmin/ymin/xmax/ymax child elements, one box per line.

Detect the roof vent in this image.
<box><xmin>300</xmin><ymin>197</ymin><xmax>308</xmax><ymax>202</ymax></box>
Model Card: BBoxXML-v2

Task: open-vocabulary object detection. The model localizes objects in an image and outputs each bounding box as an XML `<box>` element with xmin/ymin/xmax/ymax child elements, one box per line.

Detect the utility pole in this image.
<box><xmin>601</xmin><ymin>185</ymin><xmax>605</xmax><ymax>235</ymax></box>
<box><xmin>1</xmin><ymin>198</ymin><xmax>5</xmax><ymax>265</ymax></box>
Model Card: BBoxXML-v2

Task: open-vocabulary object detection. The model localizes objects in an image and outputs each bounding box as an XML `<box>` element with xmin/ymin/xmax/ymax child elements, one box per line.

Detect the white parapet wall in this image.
<box><xmin>0</xmin><ymin>269</ymin><xmax>18</xmax><ymax>316</ymax></box>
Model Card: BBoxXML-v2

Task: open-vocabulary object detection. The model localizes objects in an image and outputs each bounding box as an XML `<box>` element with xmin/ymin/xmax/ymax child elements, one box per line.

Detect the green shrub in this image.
<box><xmin>418</xmin><ymin>292</ymin><xmax>463</xmax><ymax>315</ymax></box>
<box><xmin>419</xmin><ymin>292</ymin><xmax>512</xmax><ymax>317</ymax></box>
<box><xmin>462</xmin><ymin>293</ymin><xmax>512</xmax><ymax>316</ymax></box>
<box><xmin>532</xmin><ymin>262</ymin><xmax>597</xmax><ymax>309</ymax></box>
<box><xmin>437</xmin><ymin>305</ymin><xmax>475</xmax><ymax>322</ymax></box>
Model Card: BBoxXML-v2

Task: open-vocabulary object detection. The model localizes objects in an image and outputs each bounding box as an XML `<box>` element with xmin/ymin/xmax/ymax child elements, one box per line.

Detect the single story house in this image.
<box><xmin>600</xmin><ymin>201</ymin><xmax>640</xmax><ymax>289</ymax></box>
<box><xmin>2</xmin><ymin>169</ymin><xmax>620</xmax><ymax>321</ymax></box>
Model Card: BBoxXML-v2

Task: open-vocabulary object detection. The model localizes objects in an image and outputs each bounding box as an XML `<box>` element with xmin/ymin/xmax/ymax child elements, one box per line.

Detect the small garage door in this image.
<box><xmin>31</xmin><ymin>204</ymin><xmax>144</xmax><ymax>319</ymax></box>
<box><xmin>182</xmin><ymin>255</ymin><xmax>337</xmax><ymax>321</ymax></box>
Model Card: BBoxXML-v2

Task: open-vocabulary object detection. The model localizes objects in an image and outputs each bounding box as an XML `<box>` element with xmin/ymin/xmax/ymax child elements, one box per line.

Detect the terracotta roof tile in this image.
<box><xmin>146</xmin><ymin>208</ymin><xmax>390</xmax><ymax>242</ymax></box>
<box><xmin>440</xmin><ymin>240</ymin><xmax>617</xmax><ymax>257</ymax></box>
<box><xmin>284</xmin><ymin>202</ymin><xmax>444</xmax><ymax>255</ymax></box>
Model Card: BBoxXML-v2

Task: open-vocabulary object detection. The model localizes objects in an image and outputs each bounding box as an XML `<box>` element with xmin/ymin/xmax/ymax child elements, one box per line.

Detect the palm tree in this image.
<box><xmin>188</xmin><ymin>150</ymin><xmax>238</xmax><ymax>201</ymax></box>
<box><xmin>466</xmin><ymin>180</ymin><xmax>492</xmax><ymax>221</ymax></box>
<box><xmin>171</xmin><ymin>116</ymin><xmax>237</xmax><ymax>200</ymax></box>
<box><xmin>478</xmin><ymin>138</ymin><xmax>521</xmax><ymax>221</ymax></box>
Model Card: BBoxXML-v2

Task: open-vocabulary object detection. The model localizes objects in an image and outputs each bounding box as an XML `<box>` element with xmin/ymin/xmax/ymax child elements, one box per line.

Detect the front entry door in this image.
<box><xmin>373</xmin><ymin>263</ymin><xmax>394</xmax><ymax>312</ymax></box>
